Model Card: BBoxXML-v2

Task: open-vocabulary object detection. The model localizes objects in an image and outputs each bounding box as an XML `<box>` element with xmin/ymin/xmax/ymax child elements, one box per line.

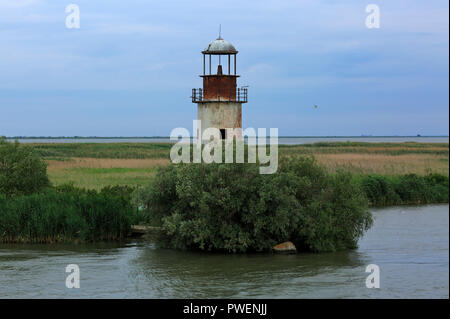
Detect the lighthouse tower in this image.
<box><xmin>192</xmin><ymin>33</ymin><xmax>247</xmax><ymax>140</ymax></box>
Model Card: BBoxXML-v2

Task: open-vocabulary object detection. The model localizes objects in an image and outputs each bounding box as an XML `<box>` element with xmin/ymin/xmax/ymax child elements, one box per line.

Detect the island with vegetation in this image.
<box><xmin>0</xmin><ymin>137</ymin><xmax>448</xmax><ymax>252</ymax></box>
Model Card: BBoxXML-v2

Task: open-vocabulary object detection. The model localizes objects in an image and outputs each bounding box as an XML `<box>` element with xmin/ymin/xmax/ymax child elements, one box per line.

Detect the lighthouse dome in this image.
<box><xmin>202</xmin><ymin>37</ymin><xmax>238</xmax><ymax>54</ymax></box>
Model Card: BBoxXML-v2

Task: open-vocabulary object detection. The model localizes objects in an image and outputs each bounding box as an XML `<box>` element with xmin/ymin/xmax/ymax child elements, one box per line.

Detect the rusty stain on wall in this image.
<box><xmin>202</xmin><ymin>74</ymin><xmax>237</xmax><ymax>101</ymax></box>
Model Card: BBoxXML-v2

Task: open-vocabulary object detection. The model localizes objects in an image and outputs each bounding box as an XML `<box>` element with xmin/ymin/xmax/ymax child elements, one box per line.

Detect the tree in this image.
<box><xmin>134</xmin><ymin>156</ymin><xmax>373</xmax><ymax>253</ymax></box>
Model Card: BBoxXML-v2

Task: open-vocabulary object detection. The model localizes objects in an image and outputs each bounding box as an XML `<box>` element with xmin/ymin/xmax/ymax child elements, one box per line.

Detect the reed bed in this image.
<box><xmin>33</xmin><ymin>141</ymin><xmax>449</xmax><ymax>159</ymax></box>
<box><xmin>0</xmin><ymin>186</ymin><xmax>141</xmax><ymax>243</ymax></box>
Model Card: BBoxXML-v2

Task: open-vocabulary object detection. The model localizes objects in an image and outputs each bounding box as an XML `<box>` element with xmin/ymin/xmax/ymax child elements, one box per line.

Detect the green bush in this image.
<box><xmin>358</xmin><ymin>173</ymin><xmax>449</xmax><ymax>206</ymax></box>
<box><xmin>0</xmin><ymin>186</ymin><xmax>142</xmax><ymax>243</ymax></box>
<box><xmin>424</xmin><ymin>173</ymin><xmax>449</xmax><ymax>203</ymax></box>
<box><xmin>100</xmin><ymin>184</ymin><xmax>136</xmax><ymax>203</ymax></box>
<box><xmin>393</xmin><ymin>174</ymin><xmax>429</xmax><ymax>204</ymax></box>
<box><xmin>134</xmin><ymin>157</ymin><xmax>372</xmax><ymax>253</ymax></box>
<box><xmin>0</xmin><ymin>137</ymin><xmax>50</xmax><ymax>196</ymax></box>
<box><xmin>360</xmin><ymin>175</ymin><xmax>401</xmax><ymax>206</ymax></box>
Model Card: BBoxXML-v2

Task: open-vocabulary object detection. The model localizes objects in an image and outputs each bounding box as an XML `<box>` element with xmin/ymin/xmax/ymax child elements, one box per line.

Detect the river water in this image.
<box><xmin>0</xmin><ymin>205</ymin><xmax>448</xmax><ymax>299</ymax></box>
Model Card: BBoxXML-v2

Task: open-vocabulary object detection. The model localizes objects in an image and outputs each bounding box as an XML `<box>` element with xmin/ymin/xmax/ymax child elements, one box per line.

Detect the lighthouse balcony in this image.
<box><xmin>191</xmin><ymin>87</ymin><xmax>248</xmax><ymax>103</ymax></box>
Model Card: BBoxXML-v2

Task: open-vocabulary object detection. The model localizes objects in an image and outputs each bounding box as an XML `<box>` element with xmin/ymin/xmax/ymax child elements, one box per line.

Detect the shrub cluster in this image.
<box><xmin>359</xmin><ymin>173</ymin><xmax>449</xmax><ymax>206</ymax></box>
<box><xmin>0</xmin><ymin>137</ymin><xmax>50</xmax><ymax>196</ymax></box>
<box><xmin>134</xmin><ymin>157</ymin><xmax>373</xmax><ymax>253</ymax></box>
<box><xmin>0</xmin><ymin>185</ymin><xmax>140</xmax><ymax>243</ymax></box>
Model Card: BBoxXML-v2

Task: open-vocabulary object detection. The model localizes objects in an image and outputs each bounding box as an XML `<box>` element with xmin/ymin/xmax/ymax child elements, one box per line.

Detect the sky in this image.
<box><xmin>0</xmin><ymin>0</ymin><xmax>448</xmax><ymax>136</ymax></box>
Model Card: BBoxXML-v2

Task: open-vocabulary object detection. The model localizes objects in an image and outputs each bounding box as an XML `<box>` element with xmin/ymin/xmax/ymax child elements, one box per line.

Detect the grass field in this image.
<box><xmin>29</xmin><ymin>142</ymin><xmax>449</xmax><ymax>189</ymax></box>
<box><xmin>46</xmin><ymin>158</ymin><xmax>167</xmax><ymax>189</ymax></box>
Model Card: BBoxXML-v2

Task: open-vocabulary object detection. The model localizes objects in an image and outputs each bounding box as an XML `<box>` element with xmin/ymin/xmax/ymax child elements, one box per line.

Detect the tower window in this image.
<box><xmin>220</xmin><ymin>129</ymin><xmax>226</xmax><ymax>140</ymax></box>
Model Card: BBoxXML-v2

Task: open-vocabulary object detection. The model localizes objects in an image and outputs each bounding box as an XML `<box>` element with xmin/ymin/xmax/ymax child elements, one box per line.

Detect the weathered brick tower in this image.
<box><xmin>192</xmin><ymin>34</ymin><xmax>247</xmax><ymax>139</ymax></box>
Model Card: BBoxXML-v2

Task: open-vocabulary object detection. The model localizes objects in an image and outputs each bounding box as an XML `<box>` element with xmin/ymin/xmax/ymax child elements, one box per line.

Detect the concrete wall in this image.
<box><xmin>197</xmin><ymin>102</ymin><xmax>242</xmax><ymax>139</ymax></box>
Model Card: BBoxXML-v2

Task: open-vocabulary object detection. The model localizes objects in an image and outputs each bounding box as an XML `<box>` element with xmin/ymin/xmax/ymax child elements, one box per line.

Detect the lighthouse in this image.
<box><xmin>192</xmin><ymin>33</ymin><xmax>248</xmax><ymax>140</ymax></box>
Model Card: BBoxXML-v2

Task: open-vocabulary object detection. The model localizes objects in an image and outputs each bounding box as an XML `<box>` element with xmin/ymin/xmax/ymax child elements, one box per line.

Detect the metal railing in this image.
<box><xmin>191</xmin><ymin>87</ymin><xmax>248</xmax><ymax>103</ymax></box>
<box><xmin>192</xmin><ymin>88</ymin><xmax>203</xmax><ymax>102</ymax></box>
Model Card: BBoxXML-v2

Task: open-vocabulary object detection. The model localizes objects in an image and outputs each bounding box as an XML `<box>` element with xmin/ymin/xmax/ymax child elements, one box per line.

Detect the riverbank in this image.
<box><xmin>0</xmin><ymin>140</ymin><xmax>448</xmax><ymax>245</ymax></box>
<box><xmin>1</xmin><ymin>171</ymin><xmax>447</xmax><ymax>244</ymax></box>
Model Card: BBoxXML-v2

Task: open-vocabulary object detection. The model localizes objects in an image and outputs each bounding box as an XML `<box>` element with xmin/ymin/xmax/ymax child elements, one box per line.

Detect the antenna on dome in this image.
<box><xmin>218</xmin><ymin>24</ymin><xmax>222</xmax><ymax>39</ymax></box>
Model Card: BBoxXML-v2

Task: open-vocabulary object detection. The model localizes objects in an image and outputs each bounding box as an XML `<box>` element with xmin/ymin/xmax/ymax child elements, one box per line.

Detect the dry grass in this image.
<box><xmin>314</xmin><ymin>153</ymin><xmax>448</xmax><ymax>175</ymax></box>
<box><xmin>362</xmin><ymin>146</ymin><xmax>448</xmax><ymax>152</ymax></box>
<box><xmin>46</xmin><ymin>157</ymin><xmax>169</xmax><ymax>170</ymax></box>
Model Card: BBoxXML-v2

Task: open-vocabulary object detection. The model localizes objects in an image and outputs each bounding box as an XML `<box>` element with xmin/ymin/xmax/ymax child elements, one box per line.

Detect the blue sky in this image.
<box><xmin>0</xmin><ymin>0</ymin><xmax>448</xmax><ymax>136</ymax></box>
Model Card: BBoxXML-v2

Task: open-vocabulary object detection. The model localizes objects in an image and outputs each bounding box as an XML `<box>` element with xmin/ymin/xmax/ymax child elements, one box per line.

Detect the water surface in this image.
<box><xmin>0</xmin><ymin>205</ymin><xmax>448</xmax><ymax>298</ymax></box>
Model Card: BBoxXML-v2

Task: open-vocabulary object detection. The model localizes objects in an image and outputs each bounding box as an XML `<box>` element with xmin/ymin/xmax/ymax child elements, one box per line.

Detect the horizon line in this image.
<box><xmin>4</xmin><ymin>135</ymin><xmax>449</xmax><ymax>139</ymax></box>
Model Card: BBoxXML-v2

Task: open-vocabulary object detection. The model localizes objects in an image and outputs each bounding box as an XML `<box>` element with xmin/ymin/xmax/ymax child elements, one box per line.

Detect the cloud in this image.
<box><xmin>0</xmin><ymin>0</ymin><xmax>448</xmax><ymax>135</ymax></box>
<box><xmin>91</xmin><ymin>23</ymin><xmax>175</xmax><ymax>36</ymax></box>
<box><xmin>246</xmin><ymin>63</ymin><xmax>278</xmax><ymax>74</ymax></box>
<box><xmin>0</xmin><ymin>0</ymin><xmax>40</xmax><ymax>8</ymax></box>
